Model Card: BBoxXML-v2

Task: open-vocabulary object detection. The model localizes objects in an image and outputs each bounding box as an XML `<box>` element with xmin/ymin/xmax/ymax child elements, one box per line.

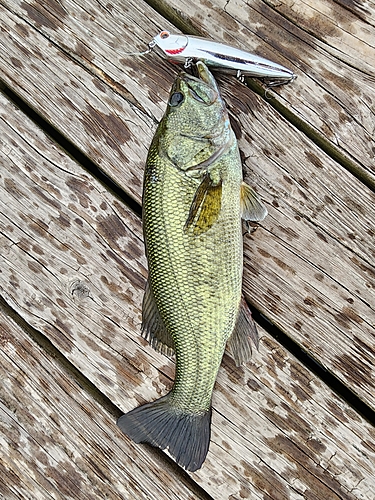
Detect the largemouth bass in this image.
<box><xmin>118</xmin><ymin>62</ymin><xmax>267</xmax><ymax>472</ymax></box>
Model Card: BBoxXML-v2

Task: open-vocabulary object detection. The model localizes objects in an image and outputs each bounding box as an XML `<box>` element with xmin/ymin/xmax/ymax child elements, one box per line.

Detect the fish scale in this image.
<box><xmin>117</xmin><ymin>61</ymin><xmax>267</xmax><ymax>471</ymax></box>
<box><xmin>144</xmin><ymin>157</ymin><xmax>242</xmax><ymax>410</ymax></box>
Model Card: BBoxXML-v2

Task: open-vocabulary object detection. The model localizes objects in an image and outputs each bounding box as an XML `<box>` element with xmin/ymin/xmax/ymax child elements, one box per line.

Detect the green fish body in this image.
<box><xmin>118</xmin><ymin>62</ymin><xmax>267</xmax><ymax>471</ymax></box>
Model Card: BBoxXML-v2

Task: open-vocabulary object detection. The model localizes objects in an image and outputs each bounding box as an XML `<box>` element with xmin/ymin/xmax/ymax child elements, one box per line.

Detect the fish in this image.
<box><xmin>117</xmin><ymin>61</ymin><xmax>268</xmax><ymax>472</ymax></box>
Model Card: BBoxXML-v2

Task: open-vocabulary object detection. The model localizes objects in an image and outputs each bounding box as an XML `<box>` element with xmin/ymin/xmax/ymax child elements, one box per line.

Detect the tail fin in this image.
<box><xmin>117</xmin><ymin>394</ymin><xmax>211</xmax><ymax>472</ymax></box>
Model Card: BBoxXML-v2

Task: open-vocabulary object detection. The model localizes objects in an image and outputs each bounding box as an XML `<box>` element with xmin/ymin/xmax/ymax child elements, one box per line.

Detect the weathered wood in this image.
<box><xmin>1</xmin><ymin>0</ymin><xmax>374</xmax><ymax>407</ymax></box>
<box><xmin>0</xmin><ymin>309</ymin><xmax>204</xmax><ymax>500</ymax></box>
<box><xmin>1</xmin><ymin>94</ymin><xmax>375</xmax><ymax>498</ymax></box>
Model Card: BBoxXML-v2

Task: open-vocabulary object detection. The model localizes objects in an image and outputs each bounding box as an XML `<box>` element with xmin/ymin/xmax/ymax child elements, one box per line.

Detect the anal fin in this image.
<box><xmin>141</xmin><ymin>281</ymin><xmax>175</xmax><ymax>357</ymax></box>
<box><xmin>227</xmin><ymin>296</ymin><xmax>259</xmax><ymax>366</ymax></box>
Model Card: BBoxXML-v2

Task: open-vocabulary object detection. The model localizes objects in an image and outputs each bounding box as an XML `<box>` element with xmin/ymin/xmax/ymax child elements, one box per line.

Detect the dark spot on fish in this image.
<box><xmin>283</xmin><ymin>175</ymin><xmax>293</xmax><ymax>184</ymax></box>
<box><xmin>272</xmin><ymin>199</ymin><xmax>279</xmax><ymax>208</ymax></box>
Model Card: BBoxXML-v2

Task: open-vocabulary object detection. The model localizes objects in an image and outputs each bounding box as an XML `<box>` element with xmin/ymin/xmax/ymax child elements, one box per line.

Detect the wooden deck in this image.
<box><xmin>1</xmin><ymin>0</ymin><xmax>374</xmax><ymax>498</ymax></box>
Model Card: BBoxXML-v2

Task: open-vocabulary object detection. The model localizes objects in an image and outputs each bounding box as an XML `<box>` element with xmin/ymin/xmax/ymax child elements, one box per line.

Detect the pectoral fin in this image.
<box><xmin>227</xmin><ymin>296</ymin><xmax>259</xmax><ymax>366</ymax></box>
<box><xmin>241</xmin><ymin>182</ymin><xmax>268</xmax><ymax>222</ymax></box>
<box><xmin>185</xmin><ymin>174</ymin><xmax>222</xmax><ymax>235</ymax></box>
<box><xmin>141</xmin><ymin>281</ymin><xmax>175</xmax><ymax>357</ymax></box>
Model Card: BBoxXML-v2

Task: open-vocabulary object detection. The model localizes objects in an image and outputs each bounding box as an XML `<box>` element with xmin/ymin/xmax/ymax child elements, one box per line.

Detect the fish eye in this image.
<box><xmin>169</xmin><ymin>92</ymin><xmax>184</xmax><ymax>107</ymax></box>
<box><xmin>160</xmin><ymin>31</ymin><xmax>170</xmax><ymax>39</ymax></box>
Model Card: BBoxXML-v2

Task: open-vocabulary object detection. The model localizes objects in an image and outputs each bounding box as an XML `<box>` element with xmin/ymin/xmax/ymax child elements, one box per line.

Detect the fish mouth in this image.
<box><xmin>179</xmin><ymin>61</ymin><xmax>218</xmax><ymax>91</ymax></box>
<box><xmin>177</xmin><ymin>61</ymin><xmax>219</xmax><ymax>105</ymax></box>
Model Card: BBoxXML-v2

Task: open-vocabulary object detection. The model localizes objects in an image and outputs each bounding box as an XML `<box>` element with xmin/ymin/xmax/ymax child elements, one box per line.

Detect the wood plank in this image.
<box><xmin>2</xmin><ymin>1</ymin><xmax>374</xmax><ymax>407</ymax></box>
<box><xmin>221</xmin><ymin>80</ymin><xmax>375</xmax><ymax>408</ymax></box>
<box><xmin>1</xmin><ymin>93</ymin><xmax>375</xmax><ymax>498</ymax></box>
<box><xmin>0</xmin><ymin>310</ymin><xmax>205</xmax><ymax>500</ymax></box>
<box><xmin>0</xmin><ymin>0</ymin><xmax>170</xmax><ymax>203</ymax></box>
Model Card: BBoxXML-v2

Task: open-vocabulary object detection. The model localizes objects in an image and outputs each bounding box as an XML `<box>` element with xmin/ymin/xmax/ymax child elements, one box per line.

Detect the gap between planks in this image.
<box><xmin>2</xmin><ymin>82</ymin><xmax>374</xmax><ymax>426</ymax></box>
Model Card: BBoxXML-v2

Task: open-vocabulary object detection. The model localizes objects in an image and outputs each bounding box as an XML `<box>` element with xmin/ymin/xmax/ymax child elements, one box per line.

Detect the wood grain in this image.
<box><xmin>0</xmin><ymin>310</ymin><xmax>205</xmax><ymax>500</ymax></box>
<box><xmin>1</xmin><ymin>92</ymin><xmax>374</xmax><ymax>498</ymax></box>
<box><xmin>1</xmin><ymin>0</ymin><xmax>374</xmax><ymax>407</ymax></box>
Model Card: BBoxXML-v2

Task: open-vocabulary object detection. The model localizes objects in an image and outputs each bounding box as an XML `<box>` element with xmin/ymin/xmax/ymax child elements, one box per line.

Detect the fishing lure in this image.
<box><xmin>143</xmin><ymin>31</ymin><xmax>296</xmax><ymax>86</ymax></box>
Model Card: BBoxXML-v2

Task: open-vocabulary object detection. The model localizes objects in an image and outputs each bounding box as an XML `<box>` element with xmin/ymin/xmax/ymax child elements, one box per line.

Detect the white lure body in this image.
<box><xmin>151</xmin><ymin>31</ymin><xmax>296</xmax><ymax>85</ymax></box>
